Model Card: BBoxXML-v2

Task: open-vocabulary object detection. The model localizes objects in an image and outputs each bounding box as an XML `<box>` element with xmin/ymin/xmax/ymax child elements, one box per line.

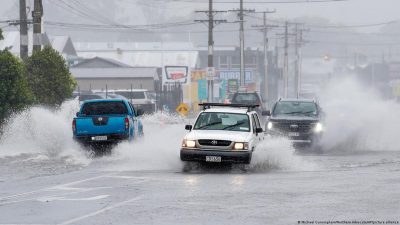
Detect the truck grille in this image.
<box><xmin>273</xmin><ymin>121</ymin><xmax>314</xmax><ymax>133</ymax></box>
<box><xmin>198</xmin><ymin>139</ymin><xmax>232</xmax><ymax>147</ymax></box>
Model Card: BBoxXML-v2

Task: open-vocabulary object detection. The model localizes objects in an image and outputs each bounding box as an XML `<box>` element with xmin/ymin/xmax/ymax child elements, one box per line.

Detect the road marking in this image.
<box><xmin>58</xmin><ymin>196</ymin><xmax>142</xmax><ymax>225</ymax></box>
<box><xmin>0</xmin><ymin>174</ymin><xmax>113</xmax><ymax>201</ymax></box>
<box><xmin>37</xmin><ymin>195</ymin><xmax>109</xmax><ymax>202</ymax></box>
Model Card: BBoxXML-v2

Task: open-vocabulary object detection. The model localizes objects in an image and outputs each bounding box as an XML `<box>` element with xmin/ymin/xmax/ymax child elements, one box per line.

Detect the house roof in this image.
<box><xmin>72</xmin><ymin>57</ymin><xmax>132</xmax><ymax>68</ymax></box>
<box><xmin>0</xmin><ymin>32</ymin><xmax>76</xmax><ymax>57</ymax></box>
<box><xmin>70</xmin><ymin>67</ymin><xmax>159</xmax><ymax>79</ymax></box>
<box><xmin>49</xmin><ymin>36</ymin><xmax>77</xmax><ymax>56</ymax></box>
<box><xmin>74</xmin><ymin>41</ymin><xmax>199</xmax><ymax>68</ymax></box>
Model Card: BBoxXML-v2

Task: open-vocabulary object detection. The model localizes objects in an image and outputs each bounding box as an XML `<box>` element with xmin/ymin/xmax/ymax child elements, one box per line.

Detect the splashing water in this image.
<box><xmin>319</xmin><ymin>77</ymin><xmax>400</xmax><ymax>152</ymax></box>
<box><xmin>250</xmin><ymin>137</ymin><xmax>318</xmax><ymax>172</ymax></box>
<box><xmin>0</xmin><ymin>100</ymin><xmax>90</xmax><ymax>165</ymax></box>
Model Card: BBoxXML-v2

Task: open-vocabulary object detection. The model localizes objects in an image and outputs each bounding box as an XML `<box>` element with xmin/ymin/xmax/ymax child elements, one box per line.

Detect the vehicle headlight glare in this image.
<box><xmin>185</xmin><ymin>140</ymin><xmax>196</xmax><ymax>148</ymax></box>
<box><xmin>267</xmin><ymin>122</ymin><xmax>273</xmax><ymax>130</ymax></box>
<box><xmin>314</xmin><ymin>123</ymin><xmax>323</xmax><ymax>133</ymax></box>
<box><xmin>233</xmin><ymin>142</ymin><xmax>248</xmax><ymax>150</ymax></box>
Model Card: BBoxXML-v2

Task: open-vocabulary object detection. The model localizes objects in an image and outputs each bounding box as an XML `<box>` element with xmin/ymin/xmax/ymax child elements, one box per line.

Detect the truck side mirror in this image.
<box><xmin>136</xmin><ymin>108</ymin><xmax>144</xmax><ymax>117</ymax></box>
<box><xmin>256</xmin><ymin>128</ymin><xmax>263</xmax><ymax>133</ymax></box>
<box><xmin>185</xmin><ymin>125</ymin><xmax>192</xmax><ymax>131</ymax></box>
<box><xmin>262</xmin><ymin>110</ymin><xmax>271</xmax><ymax>116</ymax></box>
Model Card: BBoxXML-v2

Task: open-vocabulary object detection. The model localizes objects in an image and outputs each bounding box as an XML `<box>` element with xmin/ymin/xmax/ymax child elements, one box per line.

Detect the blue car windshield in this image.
<box><xmin>81</xmin><ymin>101</ymin><xmax>128</xmax><ymax>115</ymax></box>
<box><xmin>194</xmin><ymin>112</ymin><xmax>250</xmax><ymax>132</ymax></box>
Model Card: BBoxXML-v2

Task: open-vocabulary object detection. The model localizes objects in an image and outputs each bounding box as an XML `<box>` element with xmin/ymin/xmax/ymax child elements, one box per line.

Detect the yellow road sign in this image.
<box><xmin>176</xmin><ymin>102</ymin><xmax>189</xmax><ymax>116</ymax></box>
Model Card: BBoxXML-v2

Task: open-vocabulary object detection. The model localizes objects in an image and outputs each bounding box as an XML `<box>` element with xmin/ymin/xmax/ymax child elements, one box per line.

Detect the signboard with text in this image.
<box><xmin>163</xmin><ymin>66</ymin><xmax>188</xmax><ymax>84</ymax></box>
<box><xmin>219</xmin><ymin>69</ymin><xmax>254</xmax><ymax>84</ymax></box>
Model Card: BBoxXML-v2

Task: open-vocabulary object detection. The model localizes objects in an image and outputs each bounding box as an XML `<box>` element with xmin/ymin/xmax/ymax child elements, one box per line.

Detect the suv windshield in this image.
<box><xmin>194</xmin><ymin>112</ymin><xmax>250</xmax><ymax>132</ymax></box>
<box><xmin>273</xmin><ymin>101</ymin><xmax>318</xmax><ymax>117</ymax></box>
<box><xmin>232</xmin><ymin>93</ymin><xmax>260</xmax><ymax>105</ymax></box>
<box><xmin>81</xmin><ymin>101</ymin><xmax>128</xmax><ymax>115</ymax></box>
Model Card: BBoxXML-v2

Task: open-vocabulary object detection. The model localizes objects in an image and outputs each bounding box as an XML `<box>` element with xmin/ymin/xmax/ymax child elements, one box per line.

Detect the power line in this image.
<box><xmin>166</xmin><ymin>0</ymin><xmax>349</xmax><ymax>3</ymax></box>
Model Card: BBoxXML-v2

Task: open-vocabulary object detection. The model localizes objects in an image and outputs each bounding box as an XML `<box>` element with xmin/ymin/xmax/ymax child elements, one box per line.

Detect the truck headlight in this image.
<box><xmin>314</xmin><ymin>123</ymin><xmax>323</xmax><ymax>133</ymax></box>
<box><xmin>233</xmin><ymin>142</ymin><xmax>248</xmax><ymax>150</ymax></box>
<box><xmin>267</xmin><ymin>122</ymin><xmax>273</xmax><ymax>130</ymax></box>
<box><xmin>182</xmin><ymin>139</ymin><xmax>196</xmax><ymax>148</ymax></box>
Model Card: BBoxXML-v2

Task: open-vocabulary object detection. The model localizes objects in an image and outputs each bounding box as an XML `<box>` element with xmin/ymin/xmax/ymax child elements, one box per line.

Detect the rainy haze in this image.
<box><xmin>0</xmin><ymin>0</ymin><xmax>400</xmax><ymax>225</ymax></box>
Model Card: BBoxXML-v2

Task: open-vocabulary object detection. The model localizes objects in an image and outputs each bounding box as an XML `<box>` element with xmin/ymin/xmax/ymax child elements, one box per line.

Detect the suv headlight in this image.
<box><xmin>182</xmin><ymin>139</ymin><xmax>196</xmax><ymax>148</ymax></box>
<box><xmin>233</xmin><ymin>142</ymin><xmax>249</xmax><ymax>150</ymax></box>
<box><xmin>267</xmin><ymin>122</ymin><xmax>273</xmax><ymax>130</ymax></box>
<box><xmin>314</xmin><ymin>122</ymin><xmax>323</xmax><ymax>133</ymax></box>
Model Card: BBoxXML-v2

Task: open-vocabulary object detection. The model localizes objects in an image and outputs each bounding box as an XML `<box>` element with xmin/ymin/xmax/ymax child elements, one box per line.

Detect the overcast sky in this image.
<box><xmin>204</xmin><ymin>0</ymin><xmax>400</xmax><ymax>29</ymax></box>
<box><xmin>1</xmin><ymin>0</ymin><xmax>399</xmax><ymax>32</ymax></box>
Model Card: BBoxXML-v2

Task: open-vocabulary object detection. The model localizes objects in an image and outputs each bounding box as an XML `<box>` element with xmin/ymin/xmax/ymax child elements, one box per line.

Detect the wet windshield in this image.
<box><xmin>81</xmin><ymin>101</ymin><xmax>128</xmax><ymax>115</ymax></box>
<box><xmin>273</xmin><ymin>101</ymin><xmax>318</xmax><ymax>117</ymax></box>
<box><xmin>194</xmin><ymin>112</ymin><xmax>250</xmax><ymax>132</ymax></box>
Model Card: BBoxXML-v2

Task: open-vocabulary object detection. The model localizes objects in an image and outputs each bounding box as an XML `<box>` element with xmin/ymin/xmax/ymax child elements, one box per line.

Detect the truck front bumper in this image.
<box><xmin>180</xmin><ymin>149</ymin><xmax>252</xmax><ymax>164</ymax></box>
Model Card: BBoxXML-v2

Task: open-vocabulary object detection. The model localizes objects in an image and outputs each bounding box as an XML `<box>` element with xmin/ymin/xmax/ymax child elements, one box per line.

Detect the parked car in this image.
<box><xmin>180</xmin><ymin>103</ymin><xmax>265</xmax><ymax>167</ymax></box>
<box><xmin>112</xmin><ymin>89</ymin><xmax>156</xmax><ymax>114</ymax></box>
<box><xmin>73</xmin><ymin>99</ymin><xmax>144</xmax><ymax>150</ymax></box>
<box><xmin>265</xmin><ymin>98</ymin><xmax>324</xmax><ymax>150</ymax></box>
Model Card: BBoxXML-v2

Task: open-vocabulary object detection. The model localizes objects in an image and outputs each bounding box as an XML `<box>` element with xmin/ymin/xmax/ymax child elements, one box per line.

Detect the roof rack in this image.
<box><xmin>198</xmin><ymin>103</ymin><xmax>259</xmax><ymax>112</ymax></box>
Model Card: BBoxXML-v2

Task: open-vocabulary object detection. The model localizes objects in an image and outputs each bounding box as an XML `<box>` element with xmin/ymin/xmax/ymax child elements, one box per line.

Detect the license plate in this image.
<box><xmin>205</xmin><ymin>156</ymin><xmax>222</xmax><ymax>162</ymax></box>
<box><xmin>92</xmin><ymin>136</ymin><xmax>107</xmax><ymax>141</ymax></box>
<box><xmin>288</xmin><ymin>132</ymin><xmax>300</xmax><ymax>137</ymax></box>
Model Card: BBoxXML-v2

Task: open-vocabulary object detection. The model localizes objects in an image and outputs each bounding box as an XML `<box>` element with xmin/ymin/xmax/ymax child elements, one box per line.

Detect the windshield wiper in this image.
<box><xmin>282</xmin><ymin>110</ymin><xmax>315</xmax><ymax>115</ymax></box>
<box><xmin>282</xmin><ymin>111</ymin><xmax>303</xmax><ymax>114</ymax></box>
<box><xmin>197</xmin><ymin>121</ymin><xmax>222</xmax><ymax>129</ymax></box>
<box><xmin>223</xmin><ymin>121</ymin><xmax>246</xmax><ymax>130</ymax></box>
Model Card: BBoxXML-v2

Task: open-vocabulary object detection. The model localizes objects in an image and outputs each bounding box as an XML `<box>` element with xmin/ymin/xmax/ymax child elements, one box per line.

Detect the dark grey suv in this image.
<box><xmin>265</xmin><ymin>98</ymin><xmax>324</xmax><ymax>149</ymax></box>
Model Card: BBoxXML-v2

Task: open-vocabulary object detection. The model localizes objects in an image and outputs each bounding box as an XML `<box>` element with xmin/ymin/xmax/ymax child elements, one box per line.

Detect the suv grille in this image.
<box><xmin>273</xmin><ymin>121</ymin><xmax>314</xmax><ymax>133</ymax></box>
<box><xmin>198</xmin><ymin>139</ymin><xmax>232</xmax><ymax>147</ymax></box>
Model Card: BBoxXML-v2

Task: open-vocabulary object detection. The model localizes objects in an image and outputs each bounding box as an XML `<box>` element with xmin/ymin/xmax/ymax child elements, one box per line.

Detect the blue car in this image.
<box><xmin>73</xmin><ymin>99</ymin><xmax>144</xmax><ymax>147</ymax></box>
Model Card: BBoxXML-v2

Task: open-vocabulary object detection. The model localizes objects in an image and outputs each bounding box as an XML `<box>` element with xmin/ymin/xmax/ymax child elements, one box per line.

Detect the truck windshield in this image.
<box><xmin>273</xmin><ymin>101</ymin><xmax>318</xmax><ymax>117</ymax></box>
<box><xmin>194</xmin><ymin>112</ymin><xmax>250</xmax><ymax>132</ymax></box>
<box><xmin>81</xmin><ymin>101</ymin><xmax>128</xmax><ymax>115</ymax></box>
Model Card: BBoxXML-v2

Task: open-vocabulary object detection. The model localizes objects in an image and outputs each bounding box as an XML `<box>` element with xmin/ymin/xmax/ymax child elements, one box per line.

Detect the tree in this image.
<box><xmin>26</xmin><ymin>46</ymin><xmax>76</xmax><ymax>106</ymax></box>
<box><xmin>0</xmin><ymin>50</ymin><xmax>34</xmax><ymax>124</ymax></box>
<box><xmin>0</xmin><ymin>28</ymin><xmax>3</xmax><ymax>41</ymax></box>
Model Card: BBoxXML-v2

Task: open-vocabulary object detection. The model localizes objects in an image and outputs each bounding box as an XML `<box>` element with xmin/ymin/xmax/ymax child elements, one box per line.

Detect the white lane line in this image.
<box><xmin>0</xmin><ymin>174</ymin><xmax>113</xmax><ymax>201</ymax></box>
<box><xmin>58</xmin><ymin>196</ymin><xmax>142</xmax><ymax>225</ymax></box>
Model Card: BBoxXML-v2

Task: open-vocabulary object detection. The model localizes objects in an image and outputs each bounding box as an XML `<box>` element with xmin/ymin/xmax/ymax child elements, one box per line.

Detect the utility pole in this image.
<box><xmin>229</xmin><ymin>4</ymin><xmax>255</xmax><ymax>89</ymax></box>
<box><xmin>277</xmin><ymin>21</ymin><xmax>297</xmax><ymax>98</ymax></box>
<box><xmin>283</xmin><ymin>21</ymin><xmax>289</xmax><ymax>98</ymax></box>
<box><xmin>19</xmin><ymin>0</ymin><xmax>28</xmax><ymax>59</ymax></box>
<box><xmin>239</xmin><ymin>0</ymin><xmax>245</xmax><ymax>88</ymax></box>
<box><xmin>208</xmin><ymin>0</ymin><xmax>214</xmax><ymax>102</ymax></box>
<box><xmin>195</xmin><ymin>1</ymin><xmax>227</xmax><ymax>102</ymax></box>
<box><xmin>32</xmin><ymin>0</ymin><xmax>43</xmax><ymax>52</ymax></box>
<box><xmin>294</xmin><ymin>24</ymin><xmax>300</xmax><ymax>98</ymax></box>
<box><xmin>293</xmin><ymin>24</ymin><xmax>308</xmax><ymax>98</ymax></box>
<box><xmin>251</xmin><ymin>10</ymin><xmax>277</xmax><ymax>105</ymax></box>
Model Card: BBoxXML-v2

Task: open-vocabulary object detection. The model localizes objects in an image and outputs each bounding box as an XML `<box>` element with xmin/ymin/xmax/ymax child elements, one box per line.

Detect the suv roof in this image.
<box><xmin>279</xmin><ymin>98</ymin><xmax>316</xmax><ymax>103</ymax></box>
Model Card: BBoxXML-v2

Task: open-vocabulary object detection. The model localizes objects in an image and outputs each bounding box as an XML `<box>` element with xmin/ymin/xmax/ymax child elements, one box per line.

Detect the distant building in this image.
<box><xmin>70</xmin><ymin>57</ymin><xmax>160</xmax><ymax>91</ymax></box>
<box><xmin>49</xmin><ymin>35</ymin><xmax>78</xmax><ymax>64</ymax></box>
<box><xmin>0</xmin><ymin>31</ymin><xmax>77</xmax><ymax>62</ymax></box>
<box><xmin>74</xmin><ymin>41</ymin><xmax>198</xmax><ymax>86</ymax></box>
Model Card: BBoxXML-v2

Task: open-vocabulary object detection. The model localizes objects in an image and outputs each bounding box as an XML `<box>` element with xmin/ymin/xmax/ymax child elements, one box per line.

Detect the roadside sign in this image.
<box><xmin>164</xmin><ymin>66</ymin><xmax>188</xmax><ymax>84</ymax></box>
<box><xmin>176</xmin><ymin>102</ymin><xmax>189</xmax><ymax>116</ymax></box>
<box><xmin>206</xmin><ymin>67</ymin><xmax>215</xmax><ymax>81</ymax></box>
